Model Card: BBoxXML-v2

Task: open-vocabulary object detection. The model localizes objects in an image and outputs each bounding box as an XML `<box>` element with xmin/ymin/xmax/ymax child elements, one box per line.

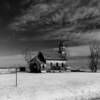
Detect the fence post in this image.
<box><xmin>16</xmin><ymin>68</ymin><xmax>17</xmax><ymax>87</ymax></box>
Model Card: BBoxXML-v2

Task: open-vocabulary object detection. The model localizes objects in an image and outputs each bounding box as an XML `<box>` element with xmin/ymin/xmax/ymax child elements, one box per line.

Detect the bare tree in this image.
<box><xmin>24</xmin><ymin>49</ymin><xmax>33</xmax><ymax>64</ymax></box>
<box><xmin>89</xmin><ymin>40</ymin><xmax>99</xmax><ymax>72</ymax></box>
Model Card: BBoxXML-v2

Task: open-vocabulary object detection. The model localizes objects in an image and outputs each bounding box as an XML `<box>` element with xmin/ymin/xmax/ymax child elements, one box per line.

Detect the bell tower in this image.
<box><xmin>58</xmin><ymin>40</ymin><xmax>65</xmax><ymax>55</ymax></box>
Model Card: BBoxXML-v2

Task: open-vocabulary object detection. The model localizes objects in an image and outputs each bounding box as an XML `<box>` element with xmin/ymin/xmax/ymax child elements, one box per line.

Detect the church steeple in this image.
<box><xmin>58</xmin><ymin>40</ymin><xmax>65</xmax><ymax>55</ymax></box>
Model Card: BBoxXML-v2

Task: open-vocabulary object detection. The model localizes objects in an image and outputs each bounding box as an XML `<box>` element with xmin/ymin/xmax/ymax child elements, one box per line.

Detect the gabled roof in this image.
<box><xmin>41</xmin><ymin>48</ymin><xmax>67</xmax><ymax>61</ymax></box>
<box><xmin>30</xmin><ymin>52</ymin><xmax>46</xmax><ymax>63</ymax></box>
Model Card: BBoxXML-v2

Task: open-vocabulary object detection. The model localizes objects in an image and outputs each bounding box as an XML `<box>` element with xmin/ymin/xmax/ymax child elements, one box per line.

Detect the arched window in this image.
<box><xmin>50</xmin><ymin>63</ymin><xmax>53</xmax><ymax>67</ymax></box>
<box><xmin>56</xmin><ymin>63</ymin><xmax>59</xmax><ymax>67</ymax></box>
<box><xmin>62</xmin><ymin>63</ymin><xmax>64</xmax><ymax>67</ymax></box>
<box><xmin>42</xmin><ymin>64</ymin><xmax>44</xmax><ymax>69</ymax></box>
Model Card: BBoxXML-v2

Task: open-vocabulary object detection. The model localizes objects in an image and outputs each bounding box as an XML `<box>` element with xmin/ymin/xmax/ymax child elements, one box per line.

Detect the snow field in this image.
<box><xmin>0</xmin><ymin>73</ymin><xmax>99</xmax><ymax>100</ymax></box>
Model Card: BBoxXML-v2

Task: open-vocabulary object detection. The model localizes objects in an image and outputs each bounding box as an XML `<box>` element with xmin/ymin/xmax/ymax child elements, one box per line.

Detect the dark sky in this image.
<box><xmin>0</xmin><ymin>0</ymin><xmax>100</xmax><ymax>56</ymax></box>
<box><xmin>0</xmin><ymin>0</ymin><xmax>58</xmax><ymax>56</ymax></box>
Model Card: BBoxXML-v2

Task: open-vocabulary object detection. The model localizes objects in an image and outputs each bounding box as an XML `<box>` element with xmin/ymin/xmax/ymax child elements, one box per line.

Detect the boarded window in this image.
<box><xmin>50</xmin><ymin>63</ymin><xmax>53</xmax><ymax>67</ymax></box>
<box><xmin>62</xmin><ymin>63</ymin><xmax>64</xmax><ymax>67</ymax></box>
<box><xmin>56</xmin><ymin>63</ymin><xmax>59</xmax><ymax>67</ymax></box>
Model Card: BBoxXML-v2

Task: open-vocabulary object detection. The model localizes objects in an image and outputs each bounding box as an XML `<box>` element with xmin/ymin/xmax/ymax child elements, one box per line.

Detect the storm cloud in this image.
<box><xmin>0</xmin><ymin>0</ymin><xmax>100</xmax><ymax>55</ymax></box>
<box><xmin>9</xmin><ymin>0</ymin><xmax>100</xmax><ymax>43</ymax></box>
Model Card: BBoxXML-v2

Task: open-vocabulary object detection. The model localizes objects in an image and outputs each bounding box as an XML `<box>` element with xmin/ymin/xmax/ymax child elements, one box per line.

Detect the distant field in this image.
<box><xmin>0</xmin><ymin>55</ymin><xmax>100</xmax><ymax>72</ymax></box>
<box><xmin>0</xmin><ymin>45</ymin><xmax>99</xmax><ymax>72</ymax></box>
<box><xmin>67</xmin><ymin>56</ymin><xmax>100</xmax><ymax>71</ymax></box>
<box><xmin>0</xmin><ymin>55</ymin><xmax>27</xmax><ymax>68</ymax></box>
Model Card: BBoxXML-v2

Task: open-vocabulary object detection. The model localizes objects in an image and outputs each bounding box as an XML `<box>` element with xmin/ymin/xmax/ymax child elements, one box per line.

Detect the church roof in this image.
<box><xmin>41</xmin><ymin>48</ymin><xmax>67</xmax><ymax>61</ymax></box>
<box><xmin>30</xmin><ymin>52</ymin><xmax>46</xmax><ymax>63</ymax></box>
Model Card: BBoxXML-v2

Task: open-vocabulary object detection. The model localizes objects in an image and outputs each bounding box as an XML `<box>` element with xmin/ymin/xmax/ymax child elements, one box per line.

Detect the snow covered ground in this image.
<box><xmin>0</xmin><ymin>72</ymin><xmax>100</xmax><ymax>100</ymax></box>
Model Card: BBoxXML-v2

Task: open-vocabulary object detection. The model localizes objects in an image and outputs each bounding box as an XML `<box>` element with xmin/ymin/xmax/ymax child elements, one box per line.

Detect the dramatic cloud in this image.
<box><xmin>0</xmin><ymin>0</ymin><xmax>100</xmax><ymax>55</ymax></box>
<box><xmin>9</xmin><ymin>0</ymin><xmax>100</xmax><ymax>43</ymax></box>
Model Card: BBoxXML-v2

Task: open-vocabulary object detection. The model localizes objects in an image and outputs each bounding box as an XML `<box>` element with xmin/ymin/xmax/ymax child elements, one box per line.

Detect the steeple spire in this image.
<box><xmin>58</xmin><ymin>40</ymin><xmax>65</xmax><ymax>54</ymax></box>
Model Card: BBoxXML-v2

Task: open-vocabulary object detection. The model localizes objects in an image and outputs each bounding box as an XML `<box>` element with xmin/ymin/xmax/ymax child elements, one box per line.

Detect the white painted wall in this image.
<box><xmin>46</xmin><ymin>60</ymin><xmax>66</xmax><ymax>66</ymax></box>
